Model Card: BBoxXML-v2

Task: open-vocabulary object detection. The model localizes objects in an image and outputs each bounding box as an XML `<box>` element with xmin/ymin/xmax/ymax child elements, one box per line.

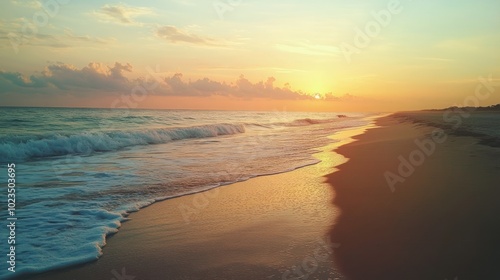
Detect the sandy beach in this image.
<box><xmin>329</xmin><ymin>116</ymin><xmax>500</xmax><ymax>279</ymax></box>
<box><xmin>22</xmin><ymin>115</ymin><xmax>500</xmax><ymax>280</ymax></box>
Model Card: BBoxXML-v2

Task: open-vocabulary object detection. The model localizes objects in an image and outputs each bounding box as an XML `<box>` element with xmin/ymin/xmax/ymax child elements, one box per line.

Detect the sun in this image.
<box><xmin>314</xmin><ymin>93</ymin><xmax>321</xmax><ymax>100</ymax></box>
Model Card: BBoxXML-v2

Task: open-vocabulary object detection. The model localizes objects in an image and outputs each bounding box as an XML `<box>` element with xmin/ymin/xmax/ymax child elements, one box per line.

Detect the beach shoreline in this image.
<box><xmin>19</xmin><ymin>114</ymin><xmax>500</xmax><ymax>280</ymax></box>
<box><xmin>23</xmin><ymin>119</ymin><xmax>374</xmax><ymax>280</ymax></box>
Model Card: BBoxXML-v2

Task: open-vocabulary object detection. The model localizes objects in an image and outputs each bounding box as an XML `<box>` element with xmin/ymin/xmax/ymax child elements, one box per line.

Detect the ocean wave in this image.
<box><xmin>0</xmin><ymin>123</ymin><xmax>245</xmax><ymax>162</ymax></box>
<box><xmin>262</xmin><ymin>115</ymin><xmax>347</xmax><ymax>127</ymax></box>
<box><xmin>288</xmin><ymin>118</ymin><xmax>336</xmax><ymax>126</ymax></box>
<box><xmin>0</xmin><ymin>114</ymin><xmax>353</xmax><ymax>162</ymax></box>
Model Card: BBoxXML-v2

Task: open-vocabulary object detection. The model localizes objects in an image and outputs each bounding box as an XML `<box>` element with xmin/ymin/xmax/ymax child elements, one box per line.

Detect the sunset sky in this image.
<box><xmin>0</xmin><ymin>0</ymin><xmax>499</xmax><ymax>112</ymax></box>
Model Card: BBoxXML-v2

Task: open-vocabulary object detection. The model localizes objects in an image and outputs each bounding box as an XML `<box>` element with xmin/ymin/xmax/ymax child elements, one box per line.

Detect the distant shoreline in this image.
<box><xmin>421</xmin><ymin>103</ymin><xmax>500</xmax><ymax>112</ymax></box>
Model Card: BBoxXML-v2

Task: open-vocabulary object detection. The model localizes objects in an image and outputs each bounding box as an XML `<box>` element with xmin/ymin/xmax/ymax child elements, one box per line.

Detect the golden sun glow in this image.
<box><xmin>0</xmin><ymin>1</ymin><xmax>499</xmax><ymax>112</ymax></box>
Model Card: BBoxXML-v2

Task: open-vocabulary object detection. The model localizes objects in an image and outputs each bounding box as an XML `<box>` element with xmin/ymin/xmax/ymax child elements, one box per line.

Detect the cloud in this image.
<box><xmin>158</xmin><ymin>73</ymin><xmax>310</xmax><ymax>99</ymax></box>
<box><xmin>29</xmin><ymin>31</ymin><xmax>112</xmax><ymax>49</ymax></box>
<box><xmin>46</xmin><ymin>62</ymin><xmax>132</xmax><ymax>90</ymax></box>
<box><xmin>0</xmin><ymin>71</ymin><xmax>48</xmax><ymax>90</ymax></box>
<box><xmin>158</xmin><ymin>73</ymin><xmax>358</xmax><ymax>101</ymax></box>
<box><xmin>323</xmin><ymin>93</ymin><xmax>360</xmax><ymax>102</ymax></box>
<box><xmin>9</xmin><ymin>0</ymin><xmax>41</xmax><ymax>9</ymax></box>
<box><xmin>0</xmin><ymin>62</ymin><xmax>358</xmax><ymax>102</ymax></box>
<box><xmin>62</xmin><ymin>29</ymin><xmax>114</xmax><ymax>45</ymax></box>
<box><xmin>0</xmin><ymin>62</ymin><xmax>132</xmax><ymax>94</ymax></box>
<box><xmin>156</xmin><ymin>25</ymin><xmax>217</xmax><ymax>46</ymax></box>
<box><xmin>93</xmin><ymin>4</ymin><xmax>153</xmax><ymax>25</ymax></box>
<box><xmin>0</xmin><ymin>22</ymin><xmax>114</xmax><ymax>51</ymax></box>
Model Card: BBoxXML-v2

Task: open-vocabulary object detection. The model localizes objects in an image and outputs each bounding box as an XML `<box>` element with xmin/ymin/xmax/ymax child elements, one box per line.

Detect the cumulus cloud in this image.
<box><xmin>156</xmin><ymin>25</ymin><xmax>217</xmax><ymax>46</ymax></box>
<box><xmin>93</xmin><ymin>4</ymin><xmax>153</xmax><ymax>25</ymax></box>
<box><xmin>0</xmin><ymin>62</ymin><xmax>357</xmax><ymax>102</ymax></box>
<box><xmin>0</xmin><ymin>62</ymin><xmax>132</xmax><ymax>94</ymax></box>
<box><xmin>157</xmin><ymin>73</ymin><xmax>307</xmax><ymax>99</ymax></box>
<box><xmin>0</xmin><ymin>71</ymin><xmax>48</xmax><ymax>90</ymax></box>
<box><xmin>43</xmin><ymin>62</ymin><xmax>132</xmax><ymax>91</ymax></box>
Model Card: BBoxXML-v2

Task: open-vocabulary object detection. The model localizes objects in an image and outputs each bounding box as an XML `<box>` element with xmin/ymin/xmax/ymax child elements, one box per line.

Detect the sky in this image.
<box><xmin>0</xmin><ymin>0</ymin><xmax>499</xmax><ymax>112</ymax></box>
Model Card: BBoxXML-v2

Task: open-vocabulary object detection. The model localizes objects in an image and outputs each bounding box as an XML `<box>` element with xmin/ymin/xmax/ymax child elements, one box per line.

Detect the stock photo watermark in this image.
<box><xmin>340</xmin><ymin>0</ymin><xmax>405</xmax><ymax>63</ymax></box>
<box><xmin>179</xmin><ymin>186</ymin><xmax>220</xmax><ymax>224</ymax></box>
<box><xmin>213</xmin><ymin>0</ymin><xmax>242</xmax><ymax>20</ymax></box>
<box><xmin>111</xmin><ymin>267</ymin><xmax>138</xmax><ymax>280</ymax></box>
<box><xmin>8</xmin><ymin>0</ymin><xmax>70</xmax><ymax>54</ymax></box>
<box><xmin>385</xmin><ymin>74</ymin><xmax>498</xmax><ymax>192</ymax></box>
<box><xmin>6</xmin><ymin>163</ymin><xmax>17</xmax><ymax>274</ymax></box>
<box><xmin>109</xmin><ymin>65</ymin><xmax>163</xmax><ymax>111</ymax></box>
<box><xmin>282</xmin><ymin>236</ymin><xmax>340</xmax><ymax>280</ymax></box>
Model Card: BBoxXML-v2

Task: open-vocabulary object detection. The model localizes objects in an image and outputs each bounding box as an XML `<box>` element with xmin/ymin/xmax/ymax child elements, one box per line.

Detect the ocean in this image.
<box><xmin>0</xmin><ymin>107</ymin><xmax>372</xmax><ymax>278</ymax></box>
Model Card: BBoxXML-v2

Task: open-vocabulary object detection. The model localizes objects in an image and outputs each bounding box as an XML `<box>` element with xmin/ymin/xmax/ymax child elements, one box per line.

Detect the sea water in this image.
<box><xmin>0</xmin><ymin>107</ymin><xmax>371</xmax><ymax>278</ymax></box>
